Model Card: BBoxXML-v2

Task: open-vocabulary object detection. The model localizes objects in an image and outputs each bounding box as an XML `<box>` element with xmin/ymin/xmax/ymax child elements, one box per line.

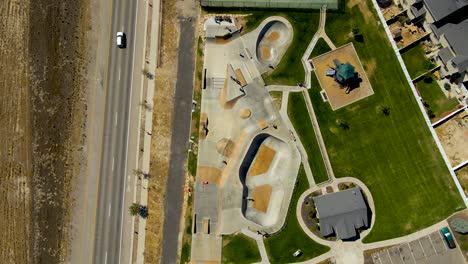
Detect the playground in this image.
<box><xmin>311</xmin><ymin>43</ymin><xmax>374</xmax><ymax>110</ymax></box>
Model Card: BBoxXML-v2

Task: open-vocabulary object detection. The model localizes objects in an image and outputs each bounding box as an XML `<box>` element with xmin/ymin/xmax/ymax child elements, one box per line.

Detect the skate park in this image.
<box><xmin>191</xmin><ymin>16</ymin><xmax>300</xmax><ymax>263</ymax></box>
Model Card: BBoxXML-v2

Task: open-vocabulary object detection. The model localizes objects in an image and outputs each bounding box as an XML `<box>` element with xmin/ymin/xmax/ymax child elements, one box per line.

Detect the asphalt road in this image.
<box><xmin>160</xmin><ymin>18</ymin><xmax>196</xmax><ymax>264</ymax></box>
<box><xmin>92</xmin><ymin>0</ymin><xmax>138</xmax><ymax>262</ymax></box>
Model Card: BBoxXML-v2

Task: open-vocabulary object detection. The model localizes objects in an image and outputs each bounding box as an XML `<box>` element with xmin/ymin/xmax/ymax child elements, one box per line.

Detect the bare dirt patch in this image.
<box><xmin>435</xmin><ymin>112</ymin><xmax>468</xmax><ymax>166</ymax></box>
<box><xmin>0</xmin><ymin>0</ymin><xmax>90</xmax><ymax>262</ymax></box>
<box><xmin>248</xmin><ymin>145</ymin><xmax>276</xmax><ymax>177</ymax></box>
<box><xmin>252</xmin><ymin>185</ymin><xmax>273</xmax><ymax>213</ymax></box>
<box><xmin>0</xmin><ymin>0</ymin><xmax>32</xmax><ymax>261</ymax></box>
<box><xmin>312</xmin><ymin>43</ymin><xmax>374</xmax><ymax>110</ymax></box>
<box><xmin>456</xmin><ymin>166</ymin><xmax>468</xmax><ymax>196</ymax></box>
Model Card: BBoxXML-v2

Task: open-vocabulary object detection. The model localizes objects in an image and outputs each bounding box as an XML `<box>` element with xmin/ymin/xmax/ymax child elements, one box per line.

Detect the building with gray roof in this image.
<box><xmin>405</xmin><ymin>0</ymin><xmax>468</xmax><ymax>89</ymax></box>
<box><xmin>313</xmin><ymin>187</ymin><xmax>369</xmax><ymax>240</ymax></box>
<box><xmin>423</xmin><ymin>0</ymin><xmax>468</xmax><ymax>21</ymax></box>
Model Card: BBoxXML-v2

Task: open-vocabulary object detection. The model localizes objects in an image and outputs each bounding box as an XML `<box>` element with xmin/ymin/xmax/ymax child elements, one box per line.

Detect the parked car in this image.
<box><xmin>116</xmin><ymin>32</ymin><xmax>126</xmax><ymax>48</ymax></box>
<box><xmin>441</xmin><ymin>227</ymin><xmax>456</xmax><ymax>249</ymax></box>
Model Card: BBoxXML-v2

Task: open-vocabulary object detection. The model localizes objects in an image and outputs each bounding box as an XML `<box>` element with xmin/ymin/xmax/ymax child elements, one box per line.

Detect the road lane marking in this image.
<box><xmin>108</xmin><ymin>204</ymin><xmax>112</xmax><ymax>217</ymax></box>
<box><xmin>105</xmin><ymin>251</ymin><xmax>108</xmax><ymax>264</ymax></box>
<box><xmin>118</xmin><ymin>68</ymin><xmax>121</xmax><ymax>80</ymax></box>
<box><xmin>112</xmin><ymin>157</ymin><xmax>115</xmax><ymax>171</ymax></box>
<box><xmin>120</xmin><ymin>0</ymin><xmax>140</xmax><ymax>263</ymax></box>
<box><xmin>115</xmin><ymin>112</ymin><xmax>118</xmax><ymax>126</ymax></box>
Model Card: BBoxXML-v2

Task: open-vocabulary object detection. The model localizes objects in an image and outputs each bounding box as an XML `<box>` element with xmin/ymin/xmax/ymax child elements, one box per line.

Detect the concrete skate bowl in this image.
<box><xmin>256</xmin><ymin>18</ymin><xmax>293</xmax><ymax>67</ymax></box>
<box><xmin>239</xmin><ymin>133</ymin><xmax>290</xmax><ymax>227</ymax></box>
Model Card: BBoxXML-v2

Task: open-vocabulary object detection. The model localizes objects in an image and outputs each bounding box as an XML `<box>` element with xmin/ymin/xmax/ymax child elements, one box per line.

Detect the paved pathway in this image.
<box><xmin>278</xmin><ymin>90</ymin><xmax>316</xmax><ymax>186</ymax></box>
<box><xmin>297</xmin><ymin>5</ymin><xmax>336</xmax><ymax>184</ymax></box>
<box><xmin>301</xmin><ymin>6</ymin><xmax>327</xmax><ymax>88</ymax></box>
<box><xmin>266</xmin><ymin>84</ymin><xmax>303</xmax><ymax>92</ymax></box>
<box><xmin>302</xmin><ymin>90</ymin><xmax>335</xmax><ymax>182</ymax></box>
<box><xmin>241</xmin><ymin>229</ymin><xmax>270</xmax><ymax>264</ymax></box>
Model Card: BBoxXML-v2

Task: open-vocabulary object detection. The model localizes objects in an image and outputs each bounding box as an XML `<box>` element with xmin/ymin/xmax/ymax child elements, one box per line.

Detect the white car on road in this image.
<box><xmin>116</xmin><ymin>32</ymin><xmax>126</xmax><ymax>48</ymax></box>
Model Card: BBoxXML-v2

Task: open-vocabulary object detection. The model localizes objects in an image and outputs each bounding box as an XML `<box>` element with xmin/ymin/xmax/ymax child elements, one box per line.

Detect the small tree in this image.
<box><xmin>139</xmin><ymin>206</ymin><xmax>148</xmax><ymax>218</ymax></box>
<box><xmin>129</xmin><ymin>203</ymin><xmax>140</xmax><ymax>216</ymax></box>
<box><xmin>427</xmin><ymin>109</ymin><xmax>436</xmax><ymax>119</ymax></box>
<box><xmin>338</xmin><ymin>120</ymin><xmax>350</xmax><ymax>130</ymax></box>
<box><xmin>352</xmin><ymin>26</ymin><xmax>363</xmax><ymax>42</ymax></box>
<box><xmin>142</xmin><ymin>68</ymin><xmax>154</xmax><ymax>80</ymax></box>
<box><xmin>382</xmin><ymin>106</ymin><xmax>390</xmax><ymax>116</ymax></box>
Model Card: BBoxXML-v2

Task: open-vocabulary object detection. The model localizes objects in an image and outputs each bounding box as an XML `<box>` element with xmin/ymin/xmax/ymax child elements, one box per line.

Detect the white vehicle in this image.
<box><xmin>293</xmin><ymin>249</ymin><xmax>302</xmax><ymax>257</ymax></box>
<box><xmin>116</xmin><ymin>32</ymin><xmax>126</xmax><ymax>48</ymax></box>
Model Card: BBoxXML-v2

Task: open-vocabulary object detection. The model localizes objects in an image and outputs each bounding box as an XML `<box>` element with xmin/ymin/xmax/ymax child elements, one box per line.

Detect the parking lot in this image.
<box><xmin>372</xmin><ymin>231</ymin><xmax>466</xmax><ymax>264</ymax></box>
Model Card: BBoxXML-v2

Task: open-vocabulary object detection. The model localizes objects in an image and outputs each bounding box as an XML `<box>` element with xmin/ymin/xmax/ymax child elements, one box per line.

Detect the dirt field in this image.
<box><xmin>252</xmin><ymin>185</ymin><xmax>273</xmax><ymax>213</ymax></box>
<box><xmin>248</xmin><ymin>145</ymin><xmax>276</xmax><ymax>176</ymax></box>
<box><xmin>435</xmin><ymin>112</ymin><xmax>468</xmax><ymax>166</ymax></box>
<box><xmin>1</xmin><ymin>0</ymin><xmax>90</xmax><ymax>262</ymax></box>
<box><xmin>312</xmin><ymin>43</ymin><xmax>374</xmax><ymax>110</ymax></box>
<box><xmin>456</xmin><ymin>166</ymin><xmax>468</xmax><ymax>196</ymax></box>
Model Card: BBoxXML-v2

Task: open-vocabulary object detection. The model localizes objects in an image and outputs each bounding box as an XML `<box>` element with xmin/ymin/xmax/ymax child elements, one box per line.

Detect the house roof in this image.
<box><xmin>438</xmin><ymin>47</ymin><xmax>455</xmax><ymax>65</ymax></box>
<box><xmin>313</xmin><ymin>187</ymin><xmax>369</xmax><ymax>240</ymax></box>
<box><xmin>337</xmin><ymin>63</ymin><xmax>355</xmax><ymax>80</ymax></box>
<box><xmin>423</xmin><ymin>0</ymin><xmax>468</xmax><ymax>21</ymax></box>
<box><xmin>434</xmin><ymin>19</ymin><xmax>468</xmax><ymax>73</ymax></box>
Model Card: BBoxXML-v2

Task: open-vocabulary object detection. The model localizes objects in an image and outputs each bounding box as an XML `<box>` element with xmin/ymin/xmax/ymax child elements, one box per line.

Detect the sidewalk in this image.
<box><xmin>129</xmin><ymin>0</ymin><xmax>162</xmax><ymax>263</ymax></box>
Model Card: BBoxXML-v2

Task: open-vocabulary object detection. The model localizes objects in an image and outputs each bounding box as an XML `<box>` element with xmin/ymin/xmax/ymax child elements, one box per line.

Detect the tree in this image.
<box><xmin>352</xmin><ymin>26</ymin><xmax>363</xmax><ymax>42</ymax></box>
<box><xmin>427</xmin><ymin>109</ymin><xmax>435</xmax><ymax>119</ymax></box>
<box><xmin>142</xmin><ymin>68</ymin><xmax>154</xmax><ymax>80</ymax></box>
<box><xmin>338</xmin><ymin>120</ymin><xmax>350</xmax><ymax>130</ymax></box>
<box><xmin>382</xmin><ymin>106</ymin><xmax>390</xmax><ymax>116</ymax></box>
<box><xmin>129</xmin><ymin>203</ymin><xmax>140</xmax><ymax>216</ymax></box>
<box><xmin>139</xmin><ymin>206</ymin><xmax>148</xmax><ymax>218</ymax></box>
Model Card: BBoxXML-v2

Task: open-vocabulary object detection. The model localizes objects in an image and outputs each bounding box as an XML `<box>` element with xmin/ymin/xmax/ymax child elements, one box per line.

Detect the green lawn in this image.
<box><xmin>309</xmin><ymin>37</ymin><xmax>332</xmax><ymax>59</ymax></box>
<box><xmin>264</xmin><ymin>166</ymin><xmax>330</xmax><ymax>263</ymax></box>
<box><xmin>401</xmin><ymin>44</ymin><xmax>435</xmax><ymax>79</ymax></box>
<box><xmin>415</xmin><ymin>75</ymin><xmax>459</xmax><ymax>120</ymax></box>
<box><xmin>304</xmin><ymin>1</ymin><xmax>466</xmax><ymax>243</ymax></box>
<box><xmin>222</xmin><ymin>233</ymin><xmax>261</xmax><ymax>264</ymax></box>
<box><xmin>288</xmin><ymin>92</ymin><xmax>329</xmax><ymax>184</ymax></box>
